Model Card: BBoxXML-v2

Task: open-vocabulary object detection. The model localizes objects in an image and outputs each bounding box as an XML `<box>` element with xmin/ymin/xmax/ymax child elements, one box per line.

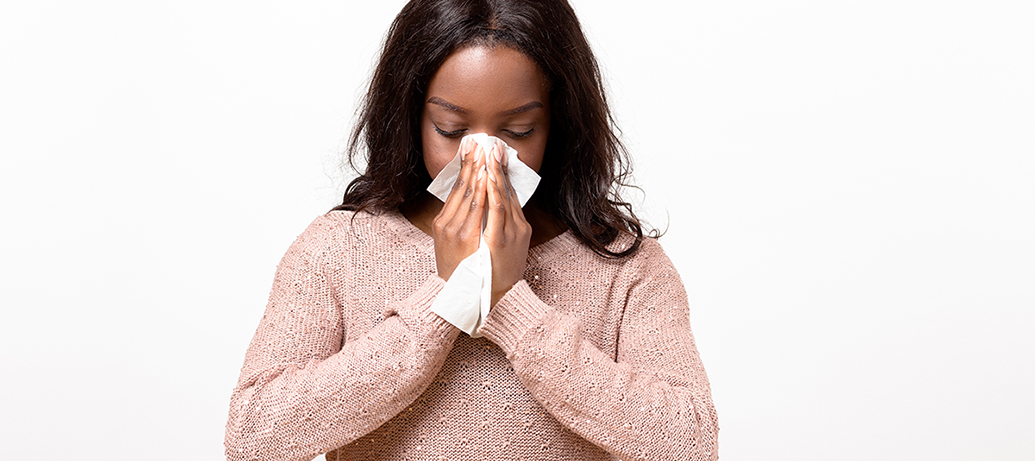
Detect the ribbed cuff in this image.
<box><xmin>396</xmin><ymin>275</ymin><xmax>457</xmax><ymax>341</ymax></box>
<box><xmin>478</xmin><ymin>280</ymin><xmax>551</xmax><ymax>355</ymax></box>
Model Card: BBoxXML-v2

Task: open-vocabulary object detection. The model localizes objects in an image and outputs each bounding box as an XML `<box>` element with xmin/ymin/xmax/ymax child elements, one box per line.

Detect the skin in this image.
<box><xmin>401</xmin><ymin>45</ymin><xmax>567</xmax><ymax>306</ymax></box>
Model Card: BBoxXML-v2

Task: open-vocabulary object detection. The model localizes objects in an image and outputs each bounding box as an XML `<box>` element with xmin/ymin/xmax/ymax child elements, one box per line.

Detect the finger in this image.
<box><xmin>489</xmin><ymin>141</ymin><xmax>517</xmax><ymax>211</ymax></box>
<box><xmin>486</xmin><ymin>145</ymin><xmax>507</xmax><ymax>236</ymax></box>
<box><xmin>499</xmin><ymin>157</ymin><xmax>529</xmax><ymax>225</ymax></box>
<box><xmin>499</xmin><ymin>138</ymin><xmax>509</xmax><ymax>169</ymax></box>
<box><xmin>487</xmin><ymin>142</ymin><xmax>503</xmax><ymax>187</ymax></box>
<box><xmin>434</xmin><ymin>140</ymin><xmax>477</xmax><ymax>243</ymax></box>
<box><xmin>488</xmin><ymin>140</ymin><xmax>507</xmax><ymax>202</ymax></box>
<box><xmin>454</xmin><ymin>140</ymin><xmax>485</xmax><ymax>212</ymax></box>
<box><xmin>438</xmin><ymin>137</ymin><xmax>477</xmax><ymax>222</ymax></box>
<box><xmin>498</xmin><ymin>146</ymin><xmax>519</xmax><ymax>205</ymax></box>
<box><xmin>461</xmin><ymin>152</ymin><xmax>489</xmax><ymax>238</ymax></box>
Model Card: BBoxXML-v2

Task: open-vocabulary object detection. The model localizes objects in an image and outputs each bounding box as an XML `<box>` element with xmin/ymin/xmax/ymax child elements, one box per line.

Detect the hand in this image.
<box><xmin>432</xmin><ymin>137</ymin><xmax>488</xmax><ymax>281</ymax></box>
<box><xmin>484</xmin><ymin>139</ymin><xmax>532</xmax><ymax>306</ymax></box>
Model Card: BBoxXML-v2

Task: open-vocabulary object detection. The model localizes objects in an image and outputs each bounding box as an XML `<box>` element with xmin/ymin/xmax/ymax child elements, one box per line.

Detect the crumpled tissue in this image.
<box><xmin>427</xmin><ymin>133</ymin><xmax>541</xmax><ymax>337</ymax></box>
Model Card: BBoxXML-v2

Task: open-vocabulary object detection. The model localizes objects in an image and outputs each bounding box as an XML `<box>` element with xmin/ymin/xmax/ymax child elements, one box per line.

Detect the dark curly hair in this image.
<box><xmin>335</xmin><ymin>0</ymin><xmax>652</xmax><ymax>258</ymax></box>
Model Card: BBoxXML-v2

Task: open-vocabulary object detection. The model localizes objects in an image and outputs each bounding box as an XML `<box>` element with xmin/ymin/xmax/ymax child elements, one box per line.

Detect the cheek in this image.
<box><xmin>515</xmin><ymin>132</ymin><xmax>548</xmax><ymax>173</ymax></box>
<box><xmin>421</xmin><ymin>129</ymin><xmax>459</xmax><ymax>179</ymax></box>
<box><xmin>517</xmin><ymin>150</ymin><xmax>544</xmax><ymax>172</ymax></box>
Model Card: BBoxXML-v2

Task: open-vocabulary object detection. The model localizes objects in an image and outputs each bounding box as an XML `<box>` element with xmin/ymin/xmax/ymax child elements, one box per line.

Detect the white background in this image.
<box><xmin>1</xmin><ymin>1</ymin><xmax>1032</xmax><ymax>459</ymax></box>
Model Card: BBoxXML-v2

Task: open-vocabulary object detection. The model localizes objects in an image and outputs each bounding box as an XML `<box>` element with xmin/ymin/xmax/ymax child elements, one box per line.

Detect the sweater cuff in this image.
<box><xmin>395</xmin><ymin>275</ymin><xmax>458</xmax><ymax>341</ymax></box>
<box><xmin>478</xmin><ymin>280</ymin><xmax>551</xmax><ymax>355</ymax></box>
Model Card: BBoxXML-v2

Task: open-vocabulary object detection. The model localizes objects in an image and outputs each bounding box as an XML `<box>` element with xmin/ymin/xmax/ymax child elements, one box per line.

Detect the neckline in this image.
<box><xmin>384</xmin><ymin>208</ymin><xmax>578</xmax><ymax>264</ymax></box>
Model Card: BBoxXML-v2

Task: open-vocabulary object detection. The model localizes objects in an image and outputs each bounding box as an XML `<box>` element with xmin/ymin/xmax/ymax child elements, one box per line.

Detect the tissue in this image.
<box><xmin>428</xmin><ymin>133</ymin><xmax>541</xmax><ymax>337</ymax></box>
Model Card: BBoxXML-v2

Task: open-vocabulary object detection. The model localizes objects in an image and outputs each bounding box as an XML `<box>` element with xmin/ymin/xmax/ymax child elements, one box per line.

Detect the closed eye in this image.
<box><xmin>505</xmin><ymin>128</ymin><xmax>534</xmax><ymax>139</ymax></box>
<box><xmin>434</xmin><ymin>124</ymin><xmax>466</xmax><ymax>138</ymax></box>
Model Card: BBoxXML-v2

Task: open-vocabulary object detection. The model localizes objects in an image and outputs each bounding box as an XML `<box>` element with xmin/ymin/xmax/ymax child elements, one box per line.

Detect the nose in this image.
<box><xmin>469</xmin><ymin>126</ymin><xmax>502</xmax><ymax>139</ymax></box>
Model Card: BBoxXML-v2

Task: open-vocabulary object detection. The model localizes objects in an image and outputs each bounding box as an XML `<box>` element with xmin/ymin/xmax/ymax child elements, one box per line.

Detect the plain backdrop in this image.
<box><xmin>1</xmin><ymin>1</ymin><xmax>1032</xmax><ymax>460</ymax></box>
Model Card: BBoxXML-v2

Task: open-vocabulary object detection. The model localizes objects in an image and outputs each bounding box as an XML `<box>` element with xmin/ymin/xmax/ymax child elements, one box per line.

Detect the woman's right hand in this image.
<box><xmin>432</xmin><ymin>138</ymin><xmax>489</xmax><ymax>281</ymax></box>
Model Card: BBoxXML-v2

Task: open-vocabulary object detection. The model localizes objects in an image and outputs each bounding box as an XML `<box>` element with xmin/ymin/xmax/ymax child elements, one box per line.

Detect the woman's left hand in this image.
<box><xmin>483</xmin><ymin>140</ymin><xmax>532</xmax><ymax>306</ymax></box>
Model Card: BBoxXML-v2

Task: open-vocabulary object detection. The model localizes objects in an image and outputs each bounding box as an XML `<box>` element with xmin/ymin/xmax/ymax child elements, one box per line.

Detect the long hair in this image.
<box><xmin>335</xmin><ymin>0</ymin><xmax>651</xmax><ymax>258</ymax></box>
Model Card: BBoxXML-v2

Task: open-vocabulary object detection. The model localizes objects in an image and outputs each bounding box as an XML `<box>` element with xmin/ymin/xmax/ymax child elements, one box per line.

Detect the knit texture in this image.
<box><xmin>226</xmin><ymin>210</ymin><xmax>719</xmax><ymax>460</ymax></box>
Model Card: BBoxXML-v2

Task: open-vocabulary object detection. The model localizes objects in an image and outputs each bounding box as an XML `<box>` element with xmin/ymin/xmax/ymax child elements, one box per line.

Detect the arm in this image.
<box><xmin>478</xmin><ymin>242</ymin><xmax>719</xmax><ymax>461</ymax></box>
<box><xmin>225</xmin><ymin>216</ymin><xmax>460</xmax><ymax>461</ymax></box>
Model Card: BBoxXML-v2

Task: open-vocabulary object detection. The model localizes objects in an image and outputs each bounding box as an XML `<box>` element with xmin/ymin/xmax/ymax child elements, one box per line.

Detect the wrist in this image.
<box><xmin>491</xmin><ymin>278</ymin><xmax>519</xmax><ymax>307</ymax></box>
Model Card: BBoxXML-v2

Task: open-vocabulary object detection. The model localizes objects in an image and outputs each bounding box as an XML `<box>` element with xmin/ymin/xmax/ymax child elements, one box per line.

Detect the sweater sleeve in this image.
<box><xmin>225</xmin><ymin>215</ymin><xmax>460</xmax><ymax>461</ymax></box>
<box><xmin>477</xmin><ymin>240</ymin><xmax>719</xmax><ymax>461</ymax></box>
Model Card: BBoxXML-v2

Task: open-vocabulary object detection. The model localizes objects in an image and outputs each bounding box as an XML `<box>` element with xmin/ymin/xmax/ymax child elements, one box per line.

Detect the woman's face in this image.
<box><xmin>421</xmin><ymin>45</ymin><xmax>551</xmax><ymax>178</ymax></box>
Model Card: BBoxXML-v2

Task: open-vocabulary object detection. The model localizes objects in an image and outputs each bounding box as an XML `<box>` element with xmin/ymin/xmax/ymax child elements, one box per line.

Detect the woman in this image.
<box><xmin>225</xmin><ymin>1</ymin><xmax>719</xmax><ymax>459</ymax></box>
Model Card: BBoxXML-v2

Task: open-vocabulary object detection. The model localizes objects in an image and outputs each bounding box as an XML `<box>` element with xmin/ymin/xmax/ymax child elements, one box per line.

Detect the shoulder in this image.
<box><xmin>316</xmin><ymin>208</ymin><xmax>388</xmax><ymax>232</ymax></box>
<box><xmin>599</xmin><ymin>233</ymin><xmax>676</xmax><ymax>271</ymax></box>
<box><xmin>289</xmin><ymin>210</ymin><xmax>358</xmax><ymax>249</ymax></box>
<box><xmin>596</xmin><ymin>235</ymin><xmax>683</xmax><ymax>291</ymax></box>
<box><xmin>630</xmin><ymin>236</ymin><xmax>676</xmax><ymax>270</ymax></box>
<box><xmin>283</xmin><ymin>209</ymin><xmax>385</xmax><ymax>256</ymax></box>
<box><xmin>550</xmin><ymin>233</ymin><xmax>681</xmax><ymax>289</ymax></box>
<box><xmin>287</xmin><ymin>208</ymin><xmax>431</xmax><ymax>258</ymax></box>
<box><xmin>295</xmin><ymin>208</ymin><xmax>410</xmax><ymax>241</ymax></box>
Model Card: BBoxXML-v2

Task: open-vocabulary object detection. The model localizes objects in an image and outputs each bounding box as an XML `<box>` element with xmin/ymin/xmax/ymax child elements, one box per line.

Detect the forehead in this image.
<box><xmin>426</xmin><ymin>45</ymin><xmax>548</xmax><ymax>112</ymax></box>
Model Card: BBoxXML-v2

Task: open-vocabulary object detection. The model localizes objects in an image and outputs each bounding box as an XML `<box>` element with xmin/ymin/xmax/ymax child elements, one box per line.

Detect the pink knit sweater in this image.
<box><xmin>225</xmin><ymin>210</ymin><xmax>718</xmax><ymax>460</ymax></box>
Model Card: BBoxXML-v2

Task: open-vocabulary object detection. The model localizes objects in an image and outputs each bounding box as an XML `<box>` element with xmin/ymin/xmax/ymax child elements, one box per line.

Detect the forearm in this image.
<box><xmin>479</xmin><ymin>281</ymin><xmax>719</xmax><ymax>461</ymax></box>
<box><xmin>226</xmin><ymin>278</ymin><xmax>459</xmax><ymax>461</ymax></box>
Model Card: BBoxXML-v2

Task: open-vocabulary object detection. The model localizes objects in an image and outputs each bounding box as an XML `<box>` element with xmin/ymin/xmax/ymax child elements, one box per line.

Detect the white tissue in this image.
<box><xmin>428</xmin><ymin>133</ymin><xmax>541</xmax><ymax>337</ymax></box>
<box><xmin>427</xmin><ymin>133</ymin><xmax>540</xmax><ymax>206</ymax></box>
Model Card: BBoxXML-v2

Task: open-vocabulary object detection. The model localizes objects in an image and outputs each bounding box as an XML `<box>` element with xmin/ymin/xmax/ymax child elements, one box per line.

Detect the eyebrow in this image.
<box><xmin>500</xmin><ymin>101</ymin><xmax>544</xmax><ymax>116</ymax></box>
<box><xmin>428</xmin><ymin>97</ymin><xmax>468</xmax><ymax>114</ymax></box>
<box><xmin>427</xmin><ymin>97</ymin><xmax>544</xmax><ymax>116</ymax></box>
